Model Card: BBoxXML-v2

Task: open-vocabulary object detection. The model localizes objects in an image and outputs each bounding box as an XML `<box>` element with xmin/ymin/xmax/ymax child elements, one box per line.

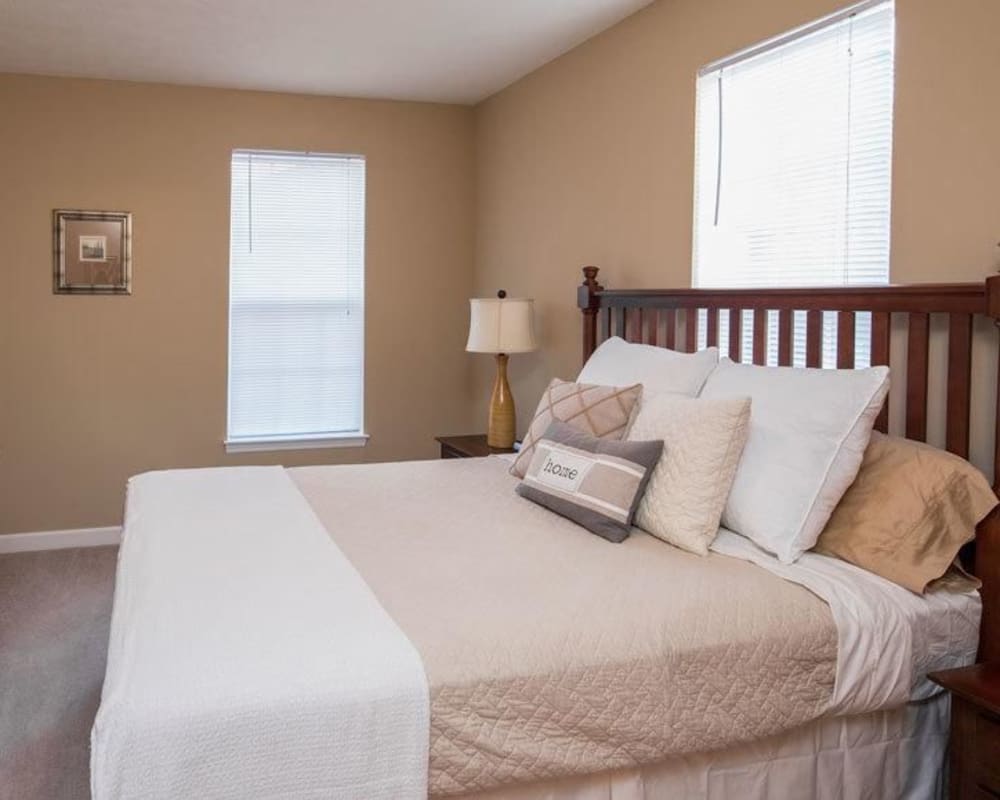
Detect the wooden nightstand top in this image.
<box><xmin>929</xmin><ymin>663</ymin><xmax>1000</xmax><ymax>717</ymax></box>
<box><xmin>435</xmin><ymin>434</ymin><xmax>516</xmax><ymax>459</ymax></box>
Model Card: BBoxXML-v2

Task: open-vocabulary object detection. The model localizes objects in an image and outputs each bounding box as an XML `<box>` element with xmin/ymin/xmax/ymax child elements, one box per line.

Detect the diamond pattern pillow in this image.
<box><xmin>510</xmin><ymin>379</ymin><xmax>642</xmax><ymax>479</ymax></box>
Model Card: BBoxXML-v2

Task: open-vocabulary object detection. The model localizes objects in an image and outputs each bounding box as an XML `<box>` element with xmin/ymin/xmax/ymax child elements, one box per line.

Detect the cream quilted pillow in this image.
<box><xmin>627</xmin><ymin>394</ymin><xmax>751</xmax><ymax>555</ymax></box>
<box><xmin>510</xmin><ymin>379</ymin><xmax>642</xmax><ymax>479</ymax></box>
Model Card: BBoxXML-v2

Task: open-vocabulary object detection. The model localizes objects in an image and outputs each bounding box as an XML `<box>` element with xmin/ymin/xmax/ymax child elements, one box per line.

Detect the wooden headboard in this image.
<box><xmin>578</xmin><ymin>265</ymin><xmax>1000</xmax><ymax>661</ymax></box>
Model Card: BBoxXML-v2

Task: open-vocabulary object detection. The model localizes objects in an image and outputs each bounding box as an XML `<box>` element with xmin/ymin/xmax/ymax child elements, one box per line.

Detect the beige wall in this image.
<box><xmin>473</xmin><ymin>0</ymin><xmax>1000</xmax><ymax>465</ymax></box>
<box><xmin>0</xmin><ymin>74</ymin><xmax>477</xmax><ymax>534</ymax></box>
<box><xmin>5</xmin><ymin>0</ymin><xmax>1000</xmax><ymax>532</ymax></box>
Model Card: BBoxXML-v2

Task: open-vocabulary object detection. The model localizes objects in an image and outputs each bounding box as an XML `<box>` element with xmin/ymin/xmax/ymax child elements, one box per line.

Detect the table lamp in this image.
<box><xmin>466</xmin><ymin>291</ymin><xmax>537</xmax><ymax>449</ymax></box>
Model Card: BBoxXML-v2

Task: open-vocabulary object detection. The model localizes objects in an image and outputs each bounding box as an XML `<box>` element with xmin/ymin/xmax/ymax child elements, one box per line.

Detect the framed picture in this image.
<box><xmin>53</xmin><ymin>209</ymin><xmax>132</xmax><ymax>294</ymax></box>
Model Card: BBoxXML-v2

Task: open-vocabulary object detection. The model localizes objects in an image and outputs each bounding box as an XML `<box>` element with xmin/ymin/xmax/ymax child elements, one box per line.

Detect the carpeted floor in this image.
<box><xmin>0</xmin><ymin>546</ymin><xmax>118</xmax><ymax>800</ymax></box>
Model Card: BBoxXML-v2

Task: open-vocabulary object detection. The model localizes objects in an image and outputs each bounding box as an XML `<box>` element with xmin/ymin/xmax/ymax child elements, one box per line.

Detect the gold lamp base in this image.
<box><xmin>487</xmin><ymin>353</ymin><xmax>516</xmax><ymax>449</ymax></box>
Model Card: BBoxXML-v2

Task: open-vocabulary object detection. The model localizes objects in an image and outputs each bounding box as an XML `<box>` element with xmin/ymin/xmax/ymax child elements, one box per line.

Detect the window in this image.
<box><xmin>227</xmin><ymin>150</ymin><xmax>366</xmax><ymax>452</ymax></box>
<box><xmin>693</xmin><ymin>0</ymin><xmax>895</xmax><ymax>366</ymax></box>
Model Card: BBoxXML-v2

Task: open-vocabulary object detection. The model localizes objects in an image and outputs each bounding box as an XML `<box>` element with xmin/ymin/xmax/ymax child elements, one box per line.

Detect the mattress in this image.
<box><xmin>291</xmin><ymin>456</ymin><xmax>841</xmax><ymax>796</ymax></box>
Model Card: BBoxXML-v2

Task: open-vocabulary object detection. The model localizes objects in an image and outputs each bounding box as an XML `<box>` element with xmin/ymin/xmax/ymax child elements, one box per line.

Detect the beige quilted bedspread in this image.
<box><xmin>290</xmin><ymin>456</ymin><xmax>837</xmax><ymax>796</ymax></box>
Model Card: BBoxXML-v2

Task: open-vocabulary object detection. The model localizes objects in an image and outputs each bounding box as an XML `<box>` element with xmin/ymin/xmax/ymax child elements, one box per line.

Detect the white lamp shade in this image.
<box><xmin>466</xmin><ymin>297</ymin><xmax>537</xmax><ymax>354</ymax></box>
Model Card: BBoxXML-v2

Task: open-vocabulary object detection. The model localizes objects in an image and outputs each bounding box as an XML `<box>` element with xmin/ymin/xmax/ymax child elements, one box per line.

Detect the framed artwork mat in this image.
<box><xmin>53</xmin><ymin>209</ymin><xmax>132</xmax><ymax>294</ymax></box>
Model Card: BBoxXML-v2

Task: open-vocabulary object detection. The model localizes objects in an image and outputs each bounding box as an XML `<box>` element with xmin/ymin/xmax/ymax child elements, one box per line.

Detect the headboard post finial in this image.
<box><xmin>578</xmin><ymin>266</ymin><xmax>604</xmax><ymax>362</ymax></box>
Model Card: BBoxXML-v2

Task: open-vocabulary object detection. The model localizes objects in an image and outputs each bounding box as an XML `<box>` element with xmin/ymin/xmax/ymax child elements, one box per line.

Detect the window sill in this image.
<box><xmin>224</xmin><ymin>433</ymin><xmax>369</xmax><ymax>454</ymax></box>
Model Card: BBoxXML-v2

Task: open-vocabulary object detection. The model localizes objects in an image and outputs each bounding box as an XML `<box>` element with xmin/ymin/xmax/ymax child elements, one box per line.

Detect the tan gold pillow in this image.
<box><xmin>509</xmin><ymin>379</ymin><xmax>642</xmax><ymax>479</ymax></box>
<box><xmin>814</xmin><ymin>431</ymin><xmax>998</xmax><ymax>593</ymax></box>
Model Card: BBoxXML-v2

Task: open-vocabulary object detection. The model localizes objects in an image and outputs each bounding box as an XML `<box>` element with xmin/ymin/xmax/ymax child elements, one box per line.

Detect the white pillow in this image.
<box><xmin>578</xmin><ymin>337</ymin><xmax>719</xmax><ymax>399</ymax></box>
<box><xmin>628</xmin><ymin>394</ymin><xmax>751</xmax><ymax>555</ymax></box>
<box><xmin>700</xmin><ymin>359</ymin><xmax>890</xmax><ymax>563</ymax></box>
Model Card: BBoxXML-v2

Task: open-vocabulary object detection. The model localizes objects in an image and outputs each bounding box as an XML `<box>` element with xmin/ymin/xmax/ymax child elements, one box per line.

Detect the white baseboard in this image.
<box><xmin>0</xmin><ymin>526</ymin><xmax>122</xmax><ymax>553</ymax></box>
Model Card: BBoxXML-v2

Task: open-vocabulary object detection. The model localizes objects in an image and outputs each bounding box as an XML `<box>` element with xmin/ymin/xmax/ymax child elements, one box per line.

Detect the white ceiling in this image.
<box><xmin>0</xmin><ymin>0</ymin><xmax>652</xmax><ymax>104</ymax></box>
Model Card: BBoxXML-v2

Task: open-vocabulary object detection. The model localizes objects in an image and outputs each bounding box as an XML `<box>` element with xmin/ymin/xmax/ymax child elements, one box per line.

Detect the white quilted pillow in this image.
<box><xmin>627</xmin><ymin>394</ymin><xmax>751</xmax><ymax>555</ymax></box>
<box><xmin>700</xmin><ymin>359</ymin><xmax>890</xmax><ymax>563</ymax></box>
<box><xmin>578</xmin><ymin>337</ymin><xmax>719</xmax><ymax>399</ymax></box>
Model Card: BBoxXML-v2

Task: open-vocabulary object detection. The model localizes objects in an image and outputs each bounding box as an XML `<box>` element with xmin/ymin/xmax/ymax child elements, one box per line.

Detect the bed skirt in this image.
<box><xmin>447</xmin><ymin>694</ymin><xmax>948</xmax><ymax>800</ymax></box>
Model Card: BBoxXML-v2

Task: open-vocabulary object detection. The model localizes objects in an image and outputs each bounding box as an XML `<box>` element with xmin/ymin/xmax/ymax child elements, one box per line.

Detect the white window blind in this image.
<box><xmin>227</xmin><ymin>150</ymin><xmax>366</xmax><ymax>450</ymax></box>
<box><xmin>692</xmin><ymin>0</ymin><xmax>894</xmax><ymax>366</ymax></box>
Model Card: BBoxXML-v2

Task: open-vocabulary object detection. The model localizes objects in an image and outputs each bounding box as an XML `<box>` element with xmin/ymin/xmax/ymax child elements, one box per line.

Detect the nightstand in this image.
<box><xmin>435</xmin><ymin>434</ymin><xmax>516</xmax><ymax>459</ymax></box>
<box><xmin>929</xmin><ymin>663</ymin><xmax>1000</xmax><ymax>799</ymax></box>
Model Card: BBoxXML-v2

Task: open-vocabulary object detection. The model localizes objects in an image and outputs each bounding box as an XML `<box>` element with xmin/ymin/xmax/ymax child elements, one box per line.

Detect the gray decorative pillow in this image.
<box><xmin>516</xmin><ymin>421</ymin><xmax>664</xmax><ymax>543</ymax></box>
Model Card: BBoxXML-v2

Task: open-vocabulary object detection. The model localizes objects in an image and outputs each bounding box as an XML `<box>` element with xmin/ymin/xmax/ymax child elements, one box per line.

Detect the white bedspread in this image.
<box><xmin>91</xmin><ymin>466</ymin><xmax>429</xmax><ymax>800</ymax></box>
<box><xmin>711</xmin><ymin>528</ymin><xmax>981</xmax><ymax>715</ymax></box>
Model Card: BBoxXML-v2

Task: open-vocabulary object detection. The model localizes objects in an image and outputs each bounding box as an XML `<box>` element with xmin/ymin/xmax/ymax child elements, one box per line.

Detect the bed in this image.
<box><xmin>91</xmin><ymin>269</ymin><xmax>1000</xmax><ymax>800</ymax></box>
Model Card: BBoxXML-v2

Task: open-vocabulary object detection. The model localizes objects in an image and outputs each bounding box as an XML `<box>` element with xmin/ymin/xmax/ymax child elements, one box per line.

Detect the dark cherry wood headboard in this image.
<box><xmin>578</xmin><ymin>265</ymin><xmax>1000</xmax><ymax>661</ymax></box>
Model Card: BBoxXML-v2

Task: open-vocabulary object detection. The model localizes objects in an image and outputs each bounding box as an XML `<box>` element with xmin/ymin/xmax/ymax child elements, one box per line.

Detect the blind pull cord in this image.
<box><xmin>713</xmin><ymin>69</ymin><xmax>724</xmax><ymax>227</ymax></box>
<box><xmin>248</xmin><ymin>154</ymin><xmax>254</xmax><ymax>254</ymax></box>
<box><xmin>843</xmin><ymin>15</ymin><xmax>855</xmax><ymax>283</ymax></box>
<box><xmin>346</xmin><ymin>167</ymin><xmax>352</xmax><ymax>316</ymax></box>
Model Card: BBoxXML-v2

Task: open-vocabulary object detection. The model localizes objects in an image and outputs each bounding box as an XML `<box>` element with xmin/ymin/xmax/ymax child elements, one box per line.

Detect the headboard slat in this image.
<box><xmin>640</xmin><ymin>309</ymin><xmax>652</xmax><ymax>345</ymax></box>
<box><xmin>624</xmin><ymin>308</ymin><xmax>641</xmax><ymax>343</ymax></box>
<box><xmin>870</xmin><ymin>311</ymin><xmax>891</xmax><ymax>433</ymax></box>
<box><xmin>729</xmin><ymin>309</ymin><xmax>742</xmax><ymax>362</ymax></box>
<box><xmin>663</xmin><ymin>309</ymin><xmax>677</xmax><ymax>350</ymax></box>
<box><xmin>870</xmin><ymin>311</ymin><xmax>891</xmax><ymax>366</ymax></box>
<box><xmin>946</xmin><ymin>313</ymin><xmax>973</xmax><ymax>458</ymax></box>
<box><xmin>778</xmin><ymin>310</ymin><xmax>793</xmax><ymax>366</ymax></box>
<box><xmin>805</xmin><ymin>310</ymin><xmax>822</xmax><ymax>368</ymax></box>
<box><xmin>752</xmin><ymin>310</ymin><xmax>767</xmax><ymax>365</ymax></box>
<box><xmin>906</xmin><ymin>312</ymin><xmax>930</xmax><ymax>441</ymax></box>
<box><xmin>706</xmin><ymin>308</ymin><xmax>719</xmax><ymax>348</ymax></box>
<box><xmin>837</xmin><ymin>311</ymin><xmax>855</xmax><ymax>369</ymax></box>
<box><xmin>684</xmin><ymin>309</ymin><xmax>697</xmax><ymax>353</ymax></box>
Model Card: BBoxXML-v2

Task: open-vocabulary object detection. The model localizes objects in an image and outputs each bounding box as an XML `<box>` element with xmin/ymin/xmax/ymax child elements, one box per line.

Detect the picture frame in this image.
<box><xmin>53</xmin><ymin>209</ymin><xmax>132</xmax><ymax>294</ymax></box>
